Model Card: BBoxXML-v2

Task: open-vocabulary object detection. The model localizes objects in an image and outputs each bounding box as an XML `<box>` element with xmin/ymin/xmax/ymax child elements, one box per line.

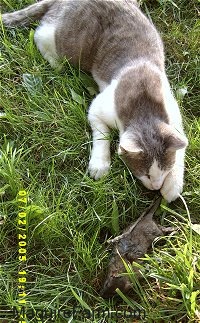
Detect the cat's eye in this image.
<box><xmin>146</xmin><ymin>175</ymin><xmax>151</xmax><ymax>179</ymax></box>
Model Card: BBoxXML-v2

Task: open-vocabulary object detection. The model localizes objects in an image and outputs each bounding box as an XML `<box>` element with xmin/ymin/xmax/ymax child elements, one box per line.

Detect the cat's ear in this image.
<box><xmin>118</xmin><ymin>144</ymin><xmax>142</xmax><ymax>155</ymax></box>
<box><xmin>166</xmin><ymin>133</ymin><xmax>188</xmax><ymax>151</ymax></box>
<box><xmin>161</xmin><ymin>124</ymin><xmax>188</xmax><ymax>151</ymax></box>
<box><xmin>118</xmin><ymin>135</ymin><xmax>142</xmax><ymax>155</ymax></box>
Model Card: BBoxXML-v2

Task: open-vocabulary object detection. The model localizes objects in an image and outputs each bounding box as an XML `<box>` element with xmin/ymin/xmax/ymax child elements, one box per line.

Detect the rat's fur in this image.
<box><xmin>100</xmin><ymin>197</ymin><xmax>173</xmax><ymax>298</ymax></box>
<box><xmin>100</xmin><ymin>214</ymin><xmax>164</xmax><ymax>298</ymax></box>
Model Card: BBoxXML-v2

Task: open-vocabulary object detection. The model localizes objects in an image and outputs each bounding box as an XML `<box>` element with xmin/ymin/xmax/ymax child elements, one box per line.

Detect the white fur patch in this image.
<box><xmin>138</xmin><ymin>152</ymin><xmax>185</xmax><ymax>202</ymax></box>
<box><xmin>149</xmin><ymin>160</ymin><xmax>168</xmax><ymax>190</ymax></box>
<box><xmin>161</xmin><ymin>148</ymin><xmax>185</xmax><ymax>202</ymax></box>
<box><xmin>88</xmin><ymin>79</ymin><xmax>123</xmax><ymax>130</ymax></box>
<box><xmin>88</xmin><ymin>79</ymin><xmax>123</xmax><ymax>179</ymax></box>
<box><xmin>161</xmin><ymin>74</ymin><xmax>183</xmax><ymax>131</ymax></box>
<box><xmin>139</xmin><ymin>160</ymin><xmax>169</xmax><ymax>191</ymax></box>
<box><xmin>34</xmin><ymin>23</ymin><xmax>59</xmax><ymax>67</ymax></box>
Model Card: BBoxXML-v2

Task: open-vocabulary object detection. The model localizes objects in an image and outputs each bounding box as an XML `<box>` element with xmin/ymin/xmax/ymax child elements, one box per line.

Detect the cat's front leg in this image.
<box><xmin>88</xmin><ymin>103</ymin><xmax>111</xmax><ymax>180</ymax></box>
<box><xmin>161</xmin><ymin>148</ymin><xmax>186</xmax><ymax>202</ymax></box>
<box><xmin>88</xmin><ymin>119</ymin><xmax>111</xmax><ymax>180</ymax></box>
<box><xmin>88</xmin><ymin>80</ymin><xmax>119</xmax><ymax>180</ymax></box>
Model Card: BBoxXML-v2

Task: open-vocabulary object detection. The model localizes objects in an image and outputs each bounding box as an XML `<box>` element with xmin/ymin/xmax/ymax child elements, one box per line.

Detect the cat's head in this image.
<box><xmin>118</xmin><ymin>122</ymin><xmax>188</xmax><ymax>190</ymax></box>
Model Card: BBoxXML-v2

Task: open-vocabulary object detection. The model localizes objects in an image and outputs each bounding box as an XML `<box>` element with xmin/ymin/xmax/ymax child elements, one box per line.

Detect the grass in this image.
<box><xmin>0</xmin><ymin>0</ymin><xmax>199</xmax><ymax>322</ymax></box>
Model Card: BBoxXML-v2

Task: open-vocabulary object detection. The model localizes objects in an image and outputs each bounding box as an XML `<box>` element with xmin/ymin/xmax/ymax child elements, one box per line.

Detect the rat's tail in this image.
<box><xmin>2</xmin><ymin>0</ymin><xmax>56</xmax><ymax>26</ymax></box>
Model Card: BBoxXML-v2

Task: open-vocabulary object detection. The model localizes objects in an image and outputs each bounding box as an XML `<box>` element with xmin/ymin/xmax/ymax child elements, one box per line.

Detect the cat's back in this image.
<box><xmin>51</xmin><ymin>0</ymin><xmax>164</xmax><ymax>79</ymax></box>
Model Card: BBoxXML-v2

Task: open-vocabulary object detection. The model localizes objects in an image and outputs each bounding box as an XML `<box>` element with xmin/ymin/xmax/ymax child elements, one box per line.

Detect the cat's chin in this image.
<box><xmin>138</xmin><ymin>176</ymin><xmax>163</xmax><ymax>191</ymax></box>
<box><xmin>138</xmin><ymin>179</ymin><xmax>155</xmax><ymax>191</ymax></box>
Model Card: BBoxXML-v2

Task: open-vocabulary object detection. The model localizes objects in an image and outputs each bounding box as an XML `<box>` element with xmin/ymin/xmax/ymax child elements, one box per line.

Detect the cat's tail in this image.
<box><xmin>2</xmin><ymin>0</ymin><xmax>56</xmax><ymax>26</ymax></box>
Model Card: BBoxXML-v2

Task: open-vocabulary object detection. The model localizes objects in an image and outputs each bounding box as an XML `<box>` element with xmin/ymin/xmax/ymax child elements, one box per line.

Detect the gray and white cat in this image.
<box><xmin>2</xmin><ymin>0</ymin><xmax>188</xmax><ymax>202</ymax></box>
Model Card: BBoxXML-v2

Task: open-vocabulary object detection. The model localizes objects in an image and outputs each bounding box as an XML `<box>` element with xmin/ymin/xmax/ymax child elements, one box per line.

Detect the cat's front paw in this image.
<box><xmin>161</xmin><ymin>170</ymin><xmax>183</xmax><ymax>202</ymax></box>
<box><xmin>88</xmin><ymin>157</ymin><xmax>111</xmax><ymax>180</ymax></box>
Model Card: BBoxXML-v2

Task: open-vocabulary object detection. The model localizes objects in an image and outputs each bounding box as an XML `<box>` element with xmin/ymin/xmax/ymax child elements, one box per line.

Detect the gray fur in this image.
<box><xmin>2</xmin><ymin>0</ymin><xmax>56</xmax><ymax>26</ymax></box>
<box><xmin>2</xmin><ymin>0</ymin><xmax>188</xmax><ymax>200</ymax></box>
<box><xmin>100</xmin><ymin>197</ymin><xmax>164</xmax><ymax>298</ymax></box>
<box><xmin>2</xmin><ymin>0</ymin><xmax>163</xmax><ymax>80</ymax></box>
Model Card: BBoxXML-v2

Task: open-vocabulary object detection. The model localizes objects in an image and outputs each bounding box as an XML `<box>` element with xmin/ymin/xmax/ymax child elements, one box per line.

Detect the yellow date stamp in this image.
<box><xmin>17</xmin><ymin>190</ymin><xmax>28</xmax><ymax>322</ymax></box>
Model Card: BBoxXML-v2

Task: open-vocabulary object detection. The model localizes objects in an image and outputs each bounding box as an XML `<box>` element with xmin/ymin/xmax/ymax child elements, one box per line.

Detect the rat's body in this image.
<box><xmin>101</xmin><ymin>197</ymin><xmax>174</xmax><ymax>298</ymax></box>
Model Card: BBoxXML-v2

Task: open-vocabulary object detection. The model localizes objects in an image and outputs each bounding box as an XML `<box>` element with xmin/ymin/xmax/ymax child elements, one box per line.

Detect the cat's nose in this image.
<box><xmin>152</xmin><ymin>181</ymin><xmax>162</xmax><ymax>190</ymax></box>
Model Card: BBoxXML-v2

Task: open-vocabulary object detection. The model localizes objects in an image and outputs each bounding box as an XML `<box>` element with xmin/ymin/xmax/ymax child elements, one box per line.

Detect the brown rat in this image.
<box><xmin>101</xmin><ymin>196</ymin><xmax>174</xmax><ymax>298</ymax></box>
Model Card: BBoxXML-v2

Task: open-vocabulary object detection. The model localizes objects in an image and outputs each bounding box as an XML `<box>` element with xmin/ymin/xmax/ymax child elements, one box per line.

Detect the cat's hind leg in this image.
<box><xmin>34</xmin><ymin>23</ymin><xmax>59</xmax><ymax>68</ymax></box>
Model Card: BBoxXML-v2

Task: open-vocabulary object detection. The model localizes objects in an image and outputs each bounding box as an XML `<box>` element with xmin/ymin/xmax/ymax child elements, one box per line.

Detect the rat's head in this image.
<box><xmin>100</xmin><ymin>259</ymin><xmax>132</xmax><ymax>298</ymax></box>
<box><xmin>118</xmin><ymin>122</ymin><xmax>188</xmax><ymax>191</ymax></box>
